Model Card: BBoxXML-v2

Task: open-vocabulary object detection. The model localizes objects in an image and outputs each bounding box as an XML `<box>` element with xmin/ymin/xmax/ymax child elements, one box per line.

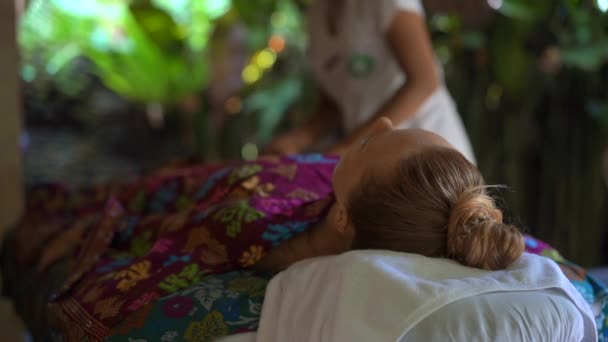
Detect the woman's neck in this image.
<box><xmin>309</xmin><ymin>218</ymin><xmax>352</xmax><ymax>255</ymax></box>
<box><xmin>254</xmin><ymin>215</ymin><xmax>351</xmax><ymax>272</ymax></box>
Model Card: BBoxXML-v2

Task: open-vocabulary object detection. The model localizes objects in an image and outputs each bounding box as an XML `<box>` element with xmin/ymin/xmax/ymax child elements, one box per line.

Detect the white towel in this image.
<box><xmin>256</xmin><ymin>251</ymin><xmax>597</xmax><ymax>342</ymax></box>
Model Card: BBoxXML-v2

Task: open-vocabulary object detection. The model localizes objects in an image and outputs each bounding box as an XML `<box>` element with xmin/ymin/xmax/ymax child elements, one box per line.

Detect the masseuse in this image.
<box><xmin>265</xmin><ymin>0</ymin><xmax>476</xmax><ymax>164</ymax></box>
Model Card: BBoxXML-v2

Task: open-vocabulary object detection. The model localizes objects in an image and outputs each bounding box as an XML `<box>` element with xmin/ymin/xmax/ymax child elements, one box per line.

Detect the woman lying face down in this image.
<box><xmin>256</xmin><ymin>118</ymin><xmax>525</xmax><ymax>272</ymax></box>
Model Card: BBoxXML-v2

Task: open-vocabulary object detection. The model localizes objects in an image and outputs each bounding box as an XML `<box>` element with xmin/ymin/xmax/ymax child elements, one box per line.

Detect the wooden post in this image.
<box><xmin>0</xmin><ymin>0</ymin><xmax>23</xmax><ymax>233</ymax></box>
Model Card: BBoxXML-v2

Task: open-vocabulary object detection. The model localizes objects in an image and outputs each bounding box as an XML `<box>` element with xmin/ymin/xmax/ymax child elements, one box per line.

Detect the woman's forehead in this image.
<box><xmin>364</xmin><ymin>129</ymin><xmax>453</xmax><ymax>173</ymax></box>
<box><xmin>389</xmin><ymin>129</ymin><xmax>452</xmax><ymax>149</ymax></box>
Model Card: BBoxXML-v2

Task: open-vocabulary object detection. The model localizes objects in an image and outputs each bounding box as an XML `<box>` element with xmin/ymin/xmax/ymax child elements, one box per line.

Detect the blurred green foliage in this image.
<box><xmin>20</xmin><ymin>0</ymin><xmax>229</xmax><ymax>103</ymax></box>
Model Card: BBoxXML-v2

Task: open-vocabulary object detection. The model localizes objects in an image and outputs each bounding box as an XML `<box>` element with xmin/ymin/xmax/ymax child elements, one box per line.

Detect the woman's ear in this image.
<box><xmin>323</xmin><ymin>202</ymin><xmax>356</xmax><ymax>252</ymax></box>
<box><xmin>328</xmin><ymin>202</ymin><xmax>352</xmax><ymax>234</ymax></box>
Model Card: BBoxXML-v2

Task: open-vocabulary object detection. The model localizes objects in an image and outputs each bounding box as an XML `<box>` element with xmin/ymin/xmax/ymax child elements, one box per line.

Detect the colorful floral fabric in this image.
<box><xmin>106</xmin><ymin>271</ymin><xmax>269</xmax><ymax>342</ymax></box>
<box><xmin>13</xmin><ymin>155</ymin><xmax>336</xmax><ymax>341</ymax></box>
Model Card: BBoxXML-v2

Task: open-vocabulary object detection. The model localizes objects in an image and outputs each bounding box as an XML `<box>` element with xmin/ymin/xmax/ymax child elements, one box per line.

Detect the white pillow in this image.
<box><xmin>402</xmin><ymin>289</ymin><xmax>585</xmax><ymax>342</ymax></box>
<box><xmin>256</xmin><ymin>251</ymin><xmax>596</xmax><ymax>341</ymax></box>
<box><xmin>219</xmin><ymin>289</ymin><xmax>584</xmax><ymax>342</ymax></box>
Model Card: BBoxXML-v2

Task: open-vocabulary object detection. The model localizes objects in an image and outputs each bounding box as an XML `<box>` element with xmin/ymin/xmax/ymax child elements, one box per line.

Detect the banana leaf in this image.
<box><xmin>20</xmin><ymin>0</ymin><xmax>230</xmax><ymax>104</ymax></box>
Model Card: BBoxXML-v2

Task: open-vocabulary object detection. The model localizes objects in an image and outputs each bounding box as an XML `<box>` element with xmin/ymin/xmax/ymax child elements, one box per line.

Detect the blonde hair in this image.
<box><xmin>348</xmin><ymin>146</ymin><xmax>524</xmax><ymax>270</ymax></box>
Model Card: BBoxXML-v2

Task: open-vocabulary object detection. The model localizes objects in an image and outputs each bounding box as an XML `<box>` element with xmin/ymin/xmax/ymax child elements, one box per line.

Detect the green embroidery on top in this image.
<box><xmin>228</xmin><ymin>164</ymin><xmax>263</xmax><ymax>185</ymax></box>
<box><xmin>158</xmin><ymin>263</ymin><xmax>210</xmax><ymax>293</ymax></box>
<box><xmin>348</xmin><ymin>53</ymin><xmax>375</xmax><ymax>79</ymax></box>
<box><xmin>213</xmin><ymin>201</ymin><xmax>265</xmax><ymax>238</ymax></box>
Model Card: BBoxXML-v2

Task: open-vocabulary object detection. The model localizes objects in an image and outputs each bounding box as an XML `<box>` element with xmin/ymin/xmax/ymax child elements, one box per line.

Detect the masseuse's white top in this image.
<box><xmin>307</xmin><ymin>0</ymin><xmax>476</xmax><ymax>163</ymax></box>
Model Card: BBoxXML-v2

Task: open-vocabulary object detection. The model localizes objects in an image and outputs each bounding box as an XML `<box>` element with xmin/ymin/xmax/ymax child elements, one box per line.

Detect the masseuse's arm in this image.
<box><xmin>328</xmin><ymin>11</ymin><xmax>439</xmax><ymax>154</ymax></box>
<box><xmin>264</xmin><ymin>93</ymin><xmax>340</xmax><ymax>155</ymax></box>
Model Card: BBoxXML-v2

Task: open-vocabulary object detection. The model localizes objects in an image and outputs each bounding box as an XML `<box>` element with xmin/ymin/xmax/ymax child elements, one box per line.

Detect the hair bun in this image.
<box><xmin>447</xmin><ymin>188</ymin><xmax>524</xmax><ymax>270</ymax></box>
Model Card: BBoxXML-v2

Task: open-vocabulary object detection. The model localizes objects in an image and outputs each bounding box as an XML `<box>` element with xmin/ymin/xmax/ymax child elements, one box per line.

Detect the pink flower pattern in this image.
<box><xmin>127</xmin><ymin>292</ymin><xmax>160</xmax><ymax>312</ymax></box>
<box><xmin>151</xmin><ymin>239</ymin><xmax>173</xmax><ymax>254</ymax></box>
